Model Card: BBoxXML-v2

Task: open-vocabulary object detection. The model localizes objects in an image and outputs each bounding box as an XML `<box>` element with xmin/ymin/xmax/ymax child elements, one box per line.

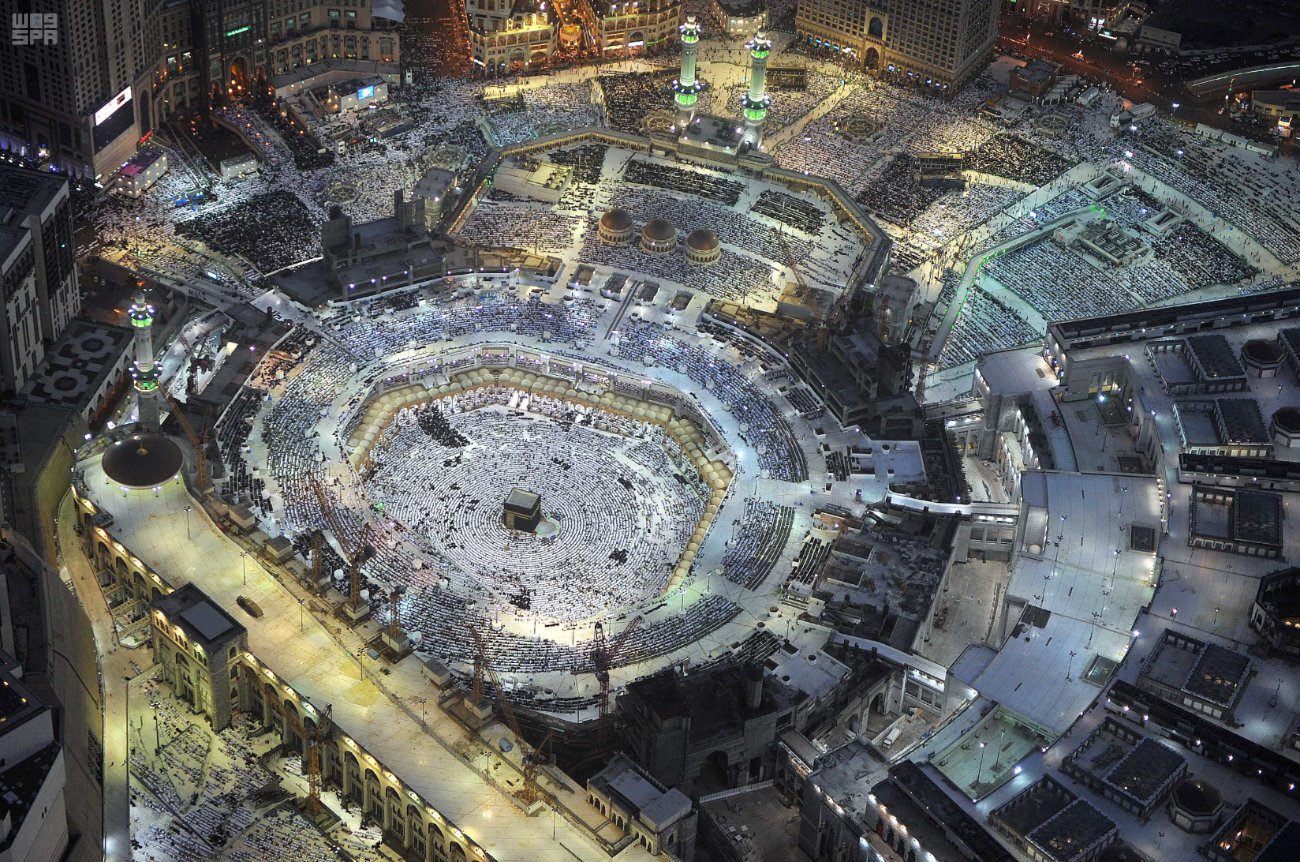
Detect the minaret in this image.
<box><xmin>673</xmin><ymin>16</ymin><xmax>703</xmax><ymax>130</ymax></box>
<box><xmin>128</xmin><ymin>290</ymin><xmax>161</xmax><ymax>430</ymax></box>
<box><xmin>741</xmin><ymin>31</ymin><xmax>772</xmax><ymax>146</ymax></box>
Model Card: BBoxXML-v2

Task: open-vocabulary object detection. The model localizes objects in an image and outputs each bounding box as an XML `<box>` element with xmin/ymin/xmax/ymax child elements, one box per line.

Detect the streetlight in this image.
<box><xmin>298</xmin><ymin>597</ymin><xmax>306</xmax><ymax>631</ymax></box>
<box><xmin>976</xmin><ymin>741</ymin><xmax>987</xmax><ymax>789</ymax></box>
<box><xmin>1067</xmin><ymin>650</ymin><xmax>1077</xmax><ymax>681</ymax></box>
<box><xmin>150</xmin><ymin>701</ymin><xmax>163</xmax><ymax>754</ymax></box>
<box><xmin>241</xmin><ymin>551</ymin><xmax>248</xmax><ymax>586</ymax></box>
<box><xmin>183</xmin><ymin>505</ymin><xmax>192</xmax><ymax>539</ymax></box>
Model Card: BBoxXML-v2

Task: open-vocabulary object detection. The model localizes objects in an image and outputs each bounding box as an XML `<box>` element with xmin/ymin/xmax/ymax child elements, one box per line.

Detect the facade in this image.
<box><xmin>590</xmin><ymin>0</ymin><xmax>683</xmax><ymax>57</ymax></box>
<box><xmin>711</xmin><ymin>0</ymin><xmax>767</xmax><ymax>37</ymax></box>
<box><xmin>587</xmin><ymin>755</ymin><xmax>697</xmax><ymax>860</ymax></box>
<box><xmin>466</xmin><ymin>0</ymin><xmax>557</xmax><ymax>72</ymax></box>
<box><xmin>1249</xmin><ymin>567</ymin><xmax>1300</xmax><ymax>659</ymax></box>
<box><xmin>799</xmin><ymin>754</ymin><xmax>1014</xmax><ymax>862</ymax></box>
<box><xmin>0</xmin><ymin>168</ymin><xmax>80</xmax><ymax>395</ymax></box>
<box><xmin>70</xmin><ymin>495</ymin><xmax>506</xmax><ymax>862</ymax></box>
<box><xmin>795</xmin><ymin>0</ymin><xmax>1000</xmax><ymax>93</ymax></box>
<box><xmin>0</xmin><ymin>0</ymin><xmax>397</xmax><ymax>177</ymax></box>
<box><xmin>0</xmin><ymin>655</ymin><xmax>68</xmax><ymax>862</ymax></box>
<box><xmin>619</xmin><ymin>663</ymin><xmax>783</xmax><ymax>792</ymax></box>
<box><xmin>150</xmin><ymin>584</ymin><xmax>248</xmax><ymax>730</ymax></box>
<box><xmin>0</xmin><ymin>0</ymin><xmax>162</xmax><ymax>178</ymax></box>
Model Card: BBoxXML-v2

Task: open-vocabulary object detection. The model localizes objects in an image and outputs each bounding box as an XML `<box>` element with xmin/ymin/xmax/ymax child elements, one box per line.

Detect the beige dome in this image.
<box><xmin>642</xmin><ymin>218</ymin><xmax>676</xmax><ymax>242</ymax></box>
<box><xmin>686</xmin><ymin>229</ymin><xmax>718</xmax><ymax>251</ymax></box>
<box><xmin>600</xmin><ymin>208</ymin><xmax>632</xmax><ymax>231</ymax></box>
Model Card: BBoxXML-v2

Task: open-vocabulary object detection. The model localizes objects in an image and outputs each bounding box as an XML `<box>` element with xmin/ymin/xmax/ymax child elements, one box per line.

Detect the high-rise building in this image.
<box><xmin>0</xmin><ymin>0</ymin><xmax>164</xmax><ymax>178</ymax></box>
<box><xmin>0</xmin><ymin>167</ymin><xmax>80</xmax><ymax>395</ymax></box>
<box><xmin>796</xmin><ymin>0</ymin><xmax>1000</xmax><ymax>93</ymax></box>
<box><xmin>0</xmin><ymin>0</ymin><xmax>398</xmax><ymax>179</ymax></box>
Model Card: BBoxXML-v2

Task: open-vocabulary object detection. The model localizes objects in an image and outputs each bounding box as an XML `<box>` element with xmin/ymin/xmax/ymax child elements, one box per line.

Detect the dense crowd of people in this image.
<box><xmin>213</xmin><ymin>285</ymin><xmax>821</xmax><ymax>677</ymax></box>
<box><xmin>368</xmin><ymin>392</ymin><xmax>705</xmax><ymax>620</ymax></box>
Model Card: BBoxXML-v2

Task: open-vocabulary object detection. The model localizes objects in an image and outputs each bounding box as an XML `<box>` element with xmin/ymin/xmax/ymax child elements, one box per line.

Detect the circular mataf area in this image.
<box><xmin>102</xmin><ymin>432</ymin><xmax>184</xmax><ymax>489</ymax></box>
<box><xmin>366</xmin><ymin>398</ymin><xmax>708</xmax><ymax>620</ymax></box>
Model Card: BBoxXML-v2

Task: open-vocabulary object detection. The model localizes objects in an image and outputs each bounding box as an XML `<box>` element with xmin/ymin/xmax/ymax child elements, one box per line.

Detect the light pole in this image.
<box><xmin>150</xmin><ymin>701</ymin><xmax>162</xmax><ymax>754</ymax></box>
<box><xmin>1067</xmin><ymin>650</ymin><xmax>1077</xmax><ymax>682</ymax></box>
<box><xmin>298</xmin><ymin>598</ymin><xmax>305</xmax><ymax>631</ymax></box>
<box><xmin>183</xmin><ymin>505</ymin><xmax>192</xmax><ymax>539</ymax></box>
<box><xmin>976</xmin><ymin>741</ymin><xmax>987</xmax><ymax>789</ymax></box>
<box><xmin>241</xmin><ymin>551</ymin><xmax>248</xmax><ymax>586</ymax></box>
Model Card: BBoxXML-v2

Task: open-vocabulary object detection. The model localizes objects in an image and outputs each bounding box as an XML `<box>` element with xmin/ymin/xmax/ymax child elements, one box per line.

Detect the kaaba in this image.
<box><xmin>503</xmin><ymin>488</ymin><xmax>543</xmax><ymax>532</ymax></box>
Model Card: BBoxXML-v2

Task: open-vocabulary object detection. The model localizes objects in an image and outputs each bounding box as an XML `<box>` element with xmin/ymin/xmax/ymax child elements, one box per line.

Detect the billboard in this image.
<box><xmin>95</xmin><ymin>87</ymin><xmax>132</xmax><ymax>126</ymax></box>
<box><xmin>358</xmin><ymin>85</ymin><xmax>375</xmax><ymax>100</ymax></box>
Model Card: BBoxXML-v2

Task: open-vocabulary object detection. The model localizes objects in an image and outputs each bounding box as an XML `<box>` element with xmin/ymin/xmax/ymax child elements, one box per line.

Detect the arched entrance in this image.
<box><xmin>700</xmin><ymin>750</ymin><xmax>729</xmax><ymax>792</ymax></box>
<box><xmin>868</xmin><ymin>16</ymin><xmax>883</xmax><ymax>38</ymax></box>
<box><xmin>865</xmin><ymin>48</ymin><xmax>880</xmax><ymax>69</ymax></box>
<box><xmin>228</xmin><ymin>56</ymin><xmax>250</xmax><ymax>101</ymax></box>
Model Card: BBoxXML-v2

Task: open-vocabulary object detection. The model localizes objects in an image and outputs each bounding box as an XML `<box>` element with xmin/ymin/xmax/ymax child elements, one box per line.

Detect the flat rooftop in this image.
<box><xmin>1187</xmin><ymin>334</ymin><xmax>1247</xmax><ymax>381</ymax></box>
<box><xmin>1187</xmin><ymin>642</ymin><xmax>1251</xmax><ymax>706</ymax></box>
<box><xmin>152</xmin><ymin>583</ymin><xmax>246</xmax><ymax>648</ymax></box>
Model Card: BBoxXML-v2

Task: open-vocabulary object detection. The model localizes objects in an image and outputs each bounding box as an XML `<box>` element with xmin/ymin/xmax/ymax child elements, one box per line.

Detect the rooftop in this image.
<box><xmin>100</xmin><ymin>432</ymin><xmax>184</xmax><ymax>490</ymax></box>
<box><xmin>589</xmin><ymin>755</ymin><xmax>691</xmax><ymax>831</ymax></box>
<box><xmin>1234</xmin><ymin>488</ymin><xmax>1284</xmax><ymax>546</ymax></box>
<box><xmin>152</xmin><ymin>583</ymin><xmax>246</xmax><ymax>648</ymax></box>
<box><xmin>714</xmin><ymin>0</ymin><xmax>765</xmax><ymax>16</ymax></box>
<box><xmin>1187</xmin><ymin>333</ymin><xmax>1247</xmax><ymax>380</ymax></box>
<box><xmin>0</xmin><ymin>743</ymin><xmax>61</xmax><ymax>852</ymax></box>
<box><xmin>1186</xmin><ymin>642</ymin><xmax>1251</xmax><ymax>706</ymax></box>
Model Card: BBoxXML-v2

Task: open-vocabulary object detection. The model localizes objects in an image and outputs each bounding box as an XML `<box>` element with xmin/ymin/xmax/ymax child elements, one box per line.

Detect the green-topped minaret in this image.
<box><xmin>128</xmin><ymin>289</ymin><xmax>161</xmax><ymax>430</ymax></box>
<box><xmin>673</xmin><ymin>16</ymin><xmax>704</xmax><ymax>129</ymax></box>
<box><xmin>741</xmin><ymin>30</ymin><xmax>772</xmax><ymax>146</ymax></box>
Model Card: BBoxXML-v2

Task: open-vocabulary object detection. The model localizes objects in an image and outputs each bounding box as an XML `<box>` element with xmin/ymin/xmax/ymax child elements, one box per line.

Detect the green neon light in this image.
<box><xmin>744</xmin><ymin>107</ymin><xmax>767</xmax><ymax>122</ymax></box>
<box><xmin>675</xmin><ymin>93</ymin><xmax>698</xmax><ymax>107</ymax></box>
<box><xmin>131</xmin><ymin>317</ymin><xmax>153</xmax><ymax>328</ymax></box>
<box><xmin>225</xmin><ymin>25</ymin><xmax>251</xmax><ymax>37</ymax></box>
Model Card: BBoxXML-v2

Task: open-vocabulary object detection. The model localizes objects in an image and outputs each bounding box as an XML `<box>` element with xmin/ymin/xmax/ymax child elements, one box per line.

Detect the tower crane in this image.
<box><xmin>387</xmin><ymin>584</ymin><xmax>406</xmax><ymax>641</ymax></box>
<box><xmin>276</xmin><ymin>700</ymin><xmax>333</xmax><ymax>816</ymax></box>
<box><xmin>309</xmin><ymin>480</ymin><xmax>374</xmax><ymax>611</ymax></box>
<box><xmin>468</xmin><ymin>626</ymin><xmax>549</xmax><ymax>806</ymax></box>
<box><xmin>309</xmin><ymin>529</ymin><xmax>325</xmax><ymax>590</ymax></box>
<box><xmin>163</xmin><ymin>393</ymin><xmax>212</xmax><ymax>491</ymax></box>
<box><xmin>589</xmin><ymin>616</ymin><xmax>641</xmax><ymax>756</ymax></box>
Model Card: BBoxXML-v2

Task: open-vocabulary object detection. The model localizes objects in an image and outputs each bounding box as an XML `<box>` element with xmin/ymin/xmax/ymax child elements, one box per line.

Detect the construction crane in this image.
<box><xmin>346</xmin><ymin>524</ymin><xmax>376</xmax><ymax>611</ymax></box>
<box><xmin>590</xmin><ymin>615</ymin><xmax>642</xmax><ymax>756</ymax></box>
<box><xmin>276</xmin><ymin>700</ymin><xmax>333</xmax><ymax>815</ymax></box>
<box><xmin>387</xmin><ymin>584</ymin><xmax>406</xmax><ymax>641</ymax></box>
<box><xmin>309</xmin><ymin>529</ymin><xmax>325</xmax><ymax>590</ymax></box>
<box><xmin>468</xmin><ymin>626</ymin><xmax>547</xmax><ymax>806</ymax></box>
<box><xmin>163</xmin><ymin>393</ymin><xmax>212</xmax><ymax>491</ymax></box>
<box><xmin>309</xmin><ymin>480</ymin><xmax>373</xmax><ymax>610</ymax></box>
